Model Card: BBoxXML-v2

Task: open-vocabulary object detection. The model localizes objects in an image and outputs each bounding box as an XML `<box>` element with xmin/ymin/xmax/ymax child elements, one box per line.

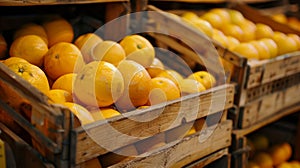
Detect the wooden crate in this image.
<box><xmin>238</xmin><ymin>72</ymin><xmax>300</xmax><ymax>128</ymax></box>
<box><xmin>0</xmin><ymin>60</ymin><xmax>234</xmax><ymax>167</ymax></box>
<box><xmin>0</xmin><ymin>1</ymin><xmax>236</xmax><ymax>166</ymax></box>
<box><xmin>147</xmin><ymin>4</ymin><xmax>300</xmax><ymax>105</ymax></box>
<box><xmin>231</xmin><ymin>114</ymin><xmax>300</xmax><ymax>168</ymax></box>
<box><xmin>146</xmin><ymin>4</ymin><xmax>300</xmax><ymax>129</ymax></box>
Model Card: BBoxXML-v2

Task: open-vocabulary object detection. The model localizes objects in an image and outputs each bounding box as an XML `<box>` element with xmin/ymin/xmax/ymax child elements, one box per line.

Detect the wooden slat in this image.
<box><xmin>0</xmin><ymin>123</ymin><xmax>54</xmax><ymax>168</ymax></box>
<box><xmin>185</xmin><ymin>148</ymin><xmax>229</xmax><ymax>168</ymax></box>
<box><xmin>246</xmin><ymin>52</ymin><xmax>300</xmax><ymax>89</ymax></box>
<box><xmin>72</xmin><ymin>84</ymin><xmax>234</xmax><ymax>164</ymax></box>
<box><xmin>0</xmin><ymin>99</ymin><xmax>60</xmax><ymax>154</ymax></box>
<box><xmin>233</xmin><ymin>103</ymin><xmax>300</xmax><ymax>138</ymax></box>
<box><xmin>0</xmin><ymin>0</ymin><xmax>128</xmax><ymax>6</ymax></box>
<box><xmin>109</xmin><ymin>120</ymin><xmax>232</xmax><ymax>168</ymax></box>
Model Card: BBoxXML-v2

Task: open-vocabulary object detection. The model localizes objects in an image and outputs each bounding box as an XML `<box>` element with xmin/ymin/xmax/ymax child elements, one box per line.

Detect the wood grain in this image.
<box><xmin>72</xmin><ymin>84</ymin><xmax>234</xmax><ymax>164</ymax></box>
<box><xmin>109</xmin><ymin>120</ymin><xmax>232</xmax><ymax>168</ymax></box>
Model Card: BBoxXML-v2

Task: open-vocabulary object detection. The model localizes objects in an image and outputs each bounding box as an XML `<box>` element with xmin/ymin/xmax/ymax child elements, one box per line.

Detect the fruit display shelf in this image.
<box><xmin>146</xmin><ymin>3</ymin><xmax>300</xmax><ymax>129</ymax></box>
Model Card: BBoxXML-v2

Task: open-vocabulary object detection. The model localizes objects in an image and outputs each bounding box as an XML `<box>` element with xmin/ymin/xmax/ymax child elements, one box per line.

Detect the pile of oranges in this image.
<box><xmin>180</xmin><ymin>8</ymin><xmax>300</xmax><ymax>60</ymax></box>
<box><xmin>0</xmin><ymin>17</ymin><xmax>216</xmax><ymax>126</ymax></box>
<box><xmin>247</xmin><ymin>134</ymin><xmax>300</xmax><ymax>168</ymax></box>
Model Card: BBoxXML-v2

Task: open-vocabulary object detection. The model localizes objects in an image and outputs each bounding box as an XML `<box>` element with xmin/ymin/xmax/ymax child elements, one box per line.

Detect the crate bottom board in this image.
<box><xmin>90</xmin><ymin>120</ymin><xmax>232</xmax><ymax>168</ymax></box>
<box><xmin>185</xmin><ymin>148</ymin><xmax>230</xmax><ymax>168</ymax></box>
<box><xmin>233</xmin><ymin>103</ymin><xmax>300</xmax><ymax>138</ymax></box>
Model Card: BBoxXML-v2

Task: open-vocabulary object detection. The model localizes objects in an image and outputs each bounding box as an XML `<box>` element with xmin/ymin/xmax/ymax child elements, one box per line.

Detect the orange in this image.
<box><xmin>179</xmin><ymin>78</ymin><xmax>206</xmax><ymax>96</ymax></box>
<box><xmin>287</xmin><ymin>33</ymin><xmax>300</xmax><ymax>50</ymax></box>
<box><xmin>115</xmin><ymin>60</ymin><xmax>151</xmax><ymax>111</ymax></box>
<box><xmin>271</xmin><ymin>13</ymin><xmax>287</xmax><ymax>24</ymax></box>
<box><xmin>220</xmin><ymin>23</ymin><xmax>244</xmax><ymax>42</ymax></box>
<box><xmin>74</xmin><ymin>61</ymin><xmax>124</xmax><ymax>108</ymax></box>
<box><xmin>51</xmin><ymin>73</ymin><xmax>77</xmax><ymax>95</ymax></box>
<box><xmin>119</xmin><ymin>34</ymin><xmax>155</xmax><ymax>68</ymax></box>
<box><xmin>269</xmin><ymin>143</ymin><xmax>291</xmax><ymax>166</ymax></box>
<box><xmin>74</xmin><ymin>33</ymin><xmax>103</xmax><ymax>63</ymax></box>
<box><xmin>44</xmin><ymin>42</ymin><xmax>85</xmax><ymax>80</ymax></box>
<box><xmin>200</xmin><ymin>12</ymin><xmax>223</xmax><ymax>29</ymax></box>
<box><xmin>7</xmin><ymin>62</ymin><xmax>49</xmax><ymax>94</ymax></box>
<box><xmin>231</xmin><ymin>43</ymin><xmax>259</xmax><ymax>60</ymax></box>
<box><xmin>13</xmin><ymin>23</ymin><xmax>48</xmax><ymax>45</ymax></box>
<box><xmin>47</xmin><ymin>89</ymin><xmax>72</xmax><ymax>104</ymax></box>
<box><xmin>3</xmin><ymin>57</ymin><xmax>28</xmax><ymax>66</ymax></box>
<box><xmin>259</xmin><ymin>38</ymin><xmax>278</xmax><ymax>58</ymax></box>
<box><xmin>288</xmin><ymin>17</ymin><xmax>300</xmax><ymax>31</ymax></box>
<box><xmin>90</xmin><ymin>108</ymin><xmax>121</xmax><ymax>120</ymax></box>
<box><xmin>250</xmin><ymin>41</ymin><xmax>271</xmax><ymax>60</ymax></box>
<box><xmin>238</xmin><ymin>19</ymin><xmax>256</xmax><ymax>42</ymax></box>
<box><xmin>255</xmin><ymin>23</ymin><xmax>274</xmax><ymax>40</ymax></box>
<box><xmin>253</xmin><ymin>152</ymin><xmax>273</xmax><ymax>168</ymax></box>
<box><xmin>63</xmin><ymin>102</ymin><xmax>94</xmax><ymax>126</ymax></box>
<box><xmin>212</xmin><ymin>29</ymin><xmax>229</xmax><ymax>48</ymax></box>
<box><xmin>43</xmin><ymin>18</ymin><xmax>74</xmax><ymax>47</ymax></box>
<box><xmin>289</xmin><ymin>161</ymin><xmax>300</xmax><ymax>168</ymax></box>
<box><xmin>146</xmin><ymin>57</ymin><xmax>165</xmax><ymax>78</ymax></box>
<box><xmin>188</xmin><ymin>18</ymin><xmax>213</xmax><ymax>38</ymax></box>
<box><xmin>181</xmin><ymin>12</ymin><xmax>199</xmax><ymax>21</ymax></box>
<box><xmin>277</xmin><ymin>162</ymin><xmax>293</xmax><ymax>168</ymax></box>
<box><xmin>272</xmin><ymin>33</ymin><xmax>298</xmax><ymax>55</ymax></box>
<box><xmin>281</xmin><ymin>143</ymin><xmax>292</xmax><ymax>161</ymax></box>
<box><xmin>146</xmin><ymin>77</ymin><xmax>180</xmax><ymax>106</ymax></box>
<box><xmin>91</xmin><ymin>40</ymin><xmax>126</xmax><ymax>66</ymax></box>
<box><xmin>227</xmin><ymin>36</ymin><xmax>240</xmax><ymax>50</ymax></box>
<box><xmin>186</xmin><ymin>126</ymin><xmax>196</xmax><ymax>136</ymax></box>
<box><xmin>227</xmin><ymin>9</ymin><xmax>245</xmax><ymax>24</ymax></box>
<box><xmin>156</xmin><ymin>69</ymin><xmax>184</xmax><ymax>87</ymax></box>
<box><xmin>0</xmin><ymin>33</ymin><xmax>7</xmax><ymax>58</ymax></box>
<box><xmin>209</xmin><ymin>8</ymin><xmax>231</xmax><ymax>24</ymax></box>
<box><xmin>187</xmin><ymin>71</ymin><xmax>216</xmax><ymax>89</ymax></box>
<box><xmin>9</xmin><ymin>35</ymin><xmax>48</xmax><ymax>67</ymax></box>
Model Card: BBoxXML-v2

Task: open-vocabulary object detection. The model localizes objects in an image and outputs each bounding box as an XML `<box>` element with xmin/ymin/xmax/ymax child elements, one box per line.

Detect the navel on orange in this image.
<box><xmin>7</xmin><ymin>62</ymin><xmax>50</xmax><ymax>94</ymax></box>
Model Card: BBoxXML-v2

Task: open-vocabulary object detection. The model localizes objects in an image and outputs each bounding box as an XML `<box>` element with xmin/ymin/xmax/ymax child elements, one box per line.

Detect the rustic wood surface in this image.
<box><xmin>108</xmin><ymin>120</ymin><xmax>232</xmax><ymax>168</ymax></box>
<box><xmin>0</xmin><ymin>123</ymin><xmax>54</xmax><ymax>168</ymax></box>
<box><xmin>233</xmin><ymin>103</ymin><xmax>300</xmax><ymax>138</ymax></box>
<box><xmin>72</xmin><ymin>84</ymin><xmax>234</xmax><ymax>164</ymax></box>
<box><xmin>185</xmin><ymin>148</ymin><xmax>229</xmax><ymax>168</ymax></box>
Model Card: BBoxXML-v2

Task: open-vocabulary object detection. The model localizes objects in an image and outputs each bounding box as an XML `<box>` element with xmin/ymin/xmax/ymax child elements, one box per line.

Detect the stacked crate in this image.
<box><xmin>146</xmin><ymin>1</ymin><xmax>300</xmax><ymax>167</ymax></box>
<box><xmin>0</xmin><ymin>0</ymin><xmax>235</xmax><ymax>167</ymax></box>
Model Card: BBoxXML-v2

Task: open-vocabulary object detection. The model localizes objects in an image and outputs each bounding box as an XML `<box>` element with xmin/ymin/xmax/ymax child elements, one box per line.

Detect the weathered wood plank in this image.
<box><xmin>233</xmin><ymin>103</ymin><xmax>300</xmax><ymax>138</ymax></box>
<box><xmin>72</xmin><ymin>84</ymin><xmax>234</xmax><ymax>164</ymax></box>
<box><xmin>108</xmin><ymin>120</ymin><xmax>232</xmax><ymax>168</ymax></box>
<box><xmin>185</xmin><ymin>148</ymin><xmax>229</xmax><ymax>168</ymax></box>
